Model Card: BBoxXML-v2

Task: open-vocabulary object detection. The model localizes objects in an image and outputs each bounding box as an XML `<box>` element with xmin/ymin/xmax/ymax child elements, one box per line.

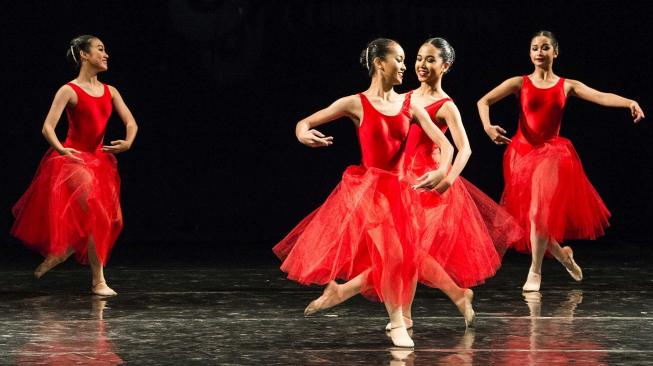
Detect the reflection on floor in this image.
<box><xmin>1</xmin><ymin>252</ymin><xmax>652</xmax><ymax>365</ymax></box>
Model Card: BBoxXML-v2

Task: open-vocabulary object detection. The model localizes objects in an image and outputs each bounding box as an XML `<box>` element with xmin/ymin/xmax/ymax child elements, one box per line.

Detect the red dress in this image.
<box><xmin>273</xmin><ymin>93</ymin><xmax>415</xmax><ymax>306</ymax></box>
<box><xmin>401</xmin><ymin>96</ymin><xmax>522</xmax><ymax>288</ymax></box>
<box><xmin>11</xmin><ymin>82</ymin><xmax>123</xmax><ymax>266</ymax></box>
<box><xmin>502</xmin><ymin>76</ymin><xmax>610</xmax><ymax>252</ymax></box>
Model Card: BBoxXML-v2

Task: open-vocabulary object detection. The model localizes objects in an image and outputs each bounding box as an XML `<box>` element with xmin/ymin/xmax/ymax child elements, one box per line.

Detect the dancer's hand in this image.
<box><xmin>59</xmin><ymin>147</ymin><xmax>83</xmax><ymax>162</ymax></box>
<box><xmin>298</xmin><ymin>129</ymin><xmax>334</xmax><ymax>148</ymax></box>
<box><xmin>484</xmin><ymin>124</ymin><xmax>511</xmax><ymax>145</ymax></box>
<box><xmin>433</xmin><ymin>177</ymin><xmax>452</xmax><ymax>194</ymax></box>
<box><xmin>413</xmin><ymin>170</ymin><xmax>446</xmax><ymax>191</ymax></box>
<box><xmin>629</xmin><ymin>101</ymin><xmax>645</xmax><ymax>123</ymax></box>
<box><xmin>102</xmin><ymin>140</ymin><xmax>131</xmax><ymax>154</ymax></box>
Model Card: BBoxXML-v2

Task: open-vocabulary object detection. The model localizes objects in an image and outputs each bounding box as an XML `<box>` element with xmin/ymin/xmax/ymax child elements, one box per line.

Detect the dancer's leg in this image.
<box><xmin>304</xmin><ymin>270</ymin><xmax>369</xmax><ymax>315</ymax></box>
<box><xmin>385</xmin><ymin>303</ymin><xmax>414</xmax><ymax>347</ymax></box>
<box><xmin>401</xmin><ymin>280</ymin><xmax>417</xmax><ymax>328</ymax></box>
<box><xmin>549</xmin><ymin>238</ymin><xmax>583</xmax><ymax>281</ymax></box>
<box><xmin>35</xmin><ymin>165</ymin><xmax>92</xmax><ymax>279</ymax></box>
<box><xmin>419</xmin><ymin>256</ymin><xmax>465</xmax><ymax>303</ymax></box>
<box><xmin>419</xmin><ymin>256</ymin><xmax>475</xmax><ymax>327</ymax></box>
<box><xmin>390</xmin><ymin>256</ymin><xmax>475</xmax><ymax>329</ymax></box>
<box><xmin>88</xmin><ymin>236</ymin><xmax>117</xmax><ymax>296</ymax></box>
<box><xmin>385</xmin><ymin>279</ymin><xmax>416</xmax><ymax>331</ymax></box>
<box><xmin>523</xmin><ymin>220</ymin><xmax>547</xmax><ymax>291</ymax></box>
<box><xmin>34</xmin><ymin>248</ymin><xmax>74</xmax><ymax>279</ymax></box>
<box><xmin>524</xmin><ymin>157</ymin><xmax>564</xmax><ymax>291</ymax></box>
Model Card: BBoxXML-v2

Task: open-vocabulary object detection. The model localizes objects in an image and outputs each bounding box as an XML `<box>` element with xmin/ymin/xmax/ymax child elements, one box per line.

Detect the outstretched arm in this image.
<box><xmin>410</xmin><ymin>104</ymin><xmax>454</xmax><ymax>191</ymax></box>
<box><xmin>41</xmin><ymin>85</ymin><xmax>83</xmax><ymax>162</ymax></box>
<box><xmin>567</xmin><ymin>79</ymin><xmax>645</xmax><ymax>123</ymax></box>
<box><xmin>477</xmin><ymin>76</ymin><xmax>522</xmax><ymax>144</ymax></box>
<box><xmin>102</xmin><ymin>86</ymin><xmax>138</xmax><ymax>154</ymax></box>
<box><xmin>295</xmin><ymin>95</ymin><xmax>360</xmax><ymax>148</ymax></box>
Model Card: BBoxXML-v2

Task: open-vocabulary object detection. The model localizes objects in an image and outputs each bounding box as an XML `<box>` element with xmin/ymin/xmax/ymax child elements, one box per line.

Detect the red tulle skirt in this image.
<box><xmin>401</xmin><ymin>165</ymin><xmax>522</xmax><ymax>288</ymax></box>
<box><xmin>273</xmin><ymin>165</ymin><xmax>416</xmax><ymax>306</ymax></box>
<box><xmin>502</xmin><ymin>136</ymin><xmax>610</xmax><ymax>252</ymax></box>
<box><xmin>11</xmin><ymin>148</ymin><xmax>122</xmax><ymax>265</ymax></box>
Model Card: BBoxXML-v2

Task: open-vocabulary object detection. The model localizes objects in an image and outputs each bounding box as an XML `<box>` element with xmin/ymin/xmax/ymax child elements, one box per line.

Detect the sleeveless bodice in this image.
<box><xmin>517</xmin><ymin>75</ymin><xmax>566</xmax><ymax>145</ymax></box>
<box><xmin>64</xmin><ymin>82</ymin><xmax>113</xmax><ymax>152</ymax></box>
<box><xmin>403</xmin><ymin>96</ymin><xmax>451</xmax><ymax>172</ymax></box>
<box><xmin>357</xmin><ymin>93</ymin><xmax>412</xmax><ymax>171</ymax></box>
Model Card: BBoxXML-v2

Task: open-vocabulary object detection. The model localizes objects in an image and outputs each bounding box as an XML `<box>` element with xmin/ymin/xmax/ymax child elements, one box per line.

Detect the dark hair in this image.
<box><xmin>359</xmin><ymin>38</ymin><xmax>398</xmax><ymax>77</ymax></box>
<box><xmin>532</xmin><ymin>30</ymin><xmax>559</xmax><ymax>52</ymax></box>
<box><xmin>66</xmin><ymin>35</ymin><xmax>98</xmax><ymax>68</ymax></box>
<box><xmin>424</xmin><ymin>37</ymin><xmax>455</xmax><ymax>73</ymax></box>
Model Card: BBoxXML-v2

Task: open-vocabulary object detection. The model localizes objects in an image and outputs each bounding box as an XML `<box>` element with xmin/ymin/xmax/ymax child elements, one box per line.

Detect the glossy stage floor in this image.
<box><xmin>0</xmin><ymin>245</ymin><xmax>652</xmax><ymax>365</ymax></box>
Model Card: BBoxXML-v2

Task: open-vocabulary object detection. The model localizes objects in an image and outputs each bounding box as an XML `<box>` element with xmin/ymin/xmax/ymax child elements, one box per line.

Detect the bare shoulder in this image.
<box><xmin>106</xmin><ymin>84</ymin><xmax>120</xmax><ymax>98</ymax></box>
<box><xmin>487</xmin><ymin>76</ymin><xmax>523</xmax><ymax>97</ymax></box>
<box><xmin>441</xmin><ymin>99</ymin><xmax>459</xmax><ymax>111</ymax></box>
<box><xmin>333</xmin><ymin>94</ymin><xmax>363</xmax><ymax>111</ymax></box>
<box><xmin>563</xmin><ymin>78</ymin><xmax>585</xmax><ymax>89</ymax></box>
<box><xmin>562</xmin><ymin>78</ymin><xmax>586</xmax><ymax>96</ymax></box>
<box><xmin>53</xmin><ymin>84</ymin><xmax>77</xmax><ymax>104</ymax></box>
<box><xmin>505</xmin><ymin>76</ymin><xmax>524</xmax><ymax>88</ymax></box>
<box><xmin>57</xmin><ymin>83</ymin><xmax>76</xmax><ymax>96</ymax></box>
<box><xmin>438</xmin><ymin>100</ymin><xmax>461</xmax><ymax>120</ymax></box>
<box><xmin>338</xmin><ymin>94</ymin><xmax>361</xmax><ymax>104</ymax></box>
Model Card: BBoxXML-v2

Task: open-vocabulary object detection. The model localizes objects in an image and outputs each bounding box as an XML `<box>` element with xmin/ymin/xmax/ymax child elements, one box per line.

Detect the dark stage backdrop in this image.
<box><xmin>1</xmin><ymin>0</ymin><xmax>651</xmax><ymax>264</ymax></box>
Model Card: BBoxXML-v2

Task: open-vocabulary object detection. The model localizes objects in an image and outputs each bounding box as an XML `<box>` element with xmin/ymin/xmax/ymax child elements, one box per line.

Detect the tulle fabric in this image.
<box><xmin>401</xmin><ymin>156</ymin><xmax>522</xmax><ymax>288</ymax></box>
<box><xmin>11</xmin><ymin>148</ymin><xmax>122</xmax><ymax>266</ymax></box>
<box><xmin>273</xmin><ymin>166</ymin><xmax>416</xmax><ymax>306</ymax></box>
<box><xmin>502</xmin><ymin>136</ymin><xmax>610</xmax><ymax>252</ymax></box>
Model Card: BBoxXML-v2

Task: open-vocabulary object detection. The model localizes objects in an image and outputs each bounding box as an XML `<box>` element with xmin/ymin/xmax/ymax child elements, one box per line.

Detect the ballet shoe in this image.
<box><xmin>92</xmin><ymin>281</ymin><xmax>117</xmax><ymax>297</ymax></box>
<box><xmin>455</xmin><ymin>289</ymin><xmax>476</xmax><ymax>328</ymax></box>
<box><xmin>385</xmin><ymin>316</ymin><xmax>413</xmax><ymax>331</ymax></box>
<box><xmin>389</xmin><ymin>325</ymin><xmax>414</xmax><ymax>348</ymax></box>
<box><xmin>559</xmin><ymin>246</ymin><xmax>583</xmax><ymax>281</ymax></box>
<box><xmin>34</xmin><ymin>251</ymin><xmax>73</xmax><ymax>279</ymax></box>
<box><xmin>34</xmin><ymin>259</ymin><xmax>55</xmax><ymax>279</ymax></box>
<box><xmin>522</xmin><ymin>270</ymin><xmax>541</xmax><ymax>292</ymax></box>
<box><xmin>304</xmin><ymin>281</ymin><xmax>341</xmax><ymax>316</ymax></box>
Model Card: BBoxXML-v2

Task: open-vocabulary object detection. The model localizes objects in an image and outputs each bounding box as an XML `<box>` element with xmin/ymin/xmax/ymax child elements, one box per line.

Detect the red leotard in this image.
<box><xmin>273</xmin><ymin>93</ymin><xmax>415</xmax><ymax>306</ymax></box>
<box><xmin>12</xmin><ymin>82</ymin><xmax>123</xmax><ymax>265</ymax></box>
<box><xmin>401</xmin><ymin>95</ymin><xmax>522</xmax><ymax>288</ymax></box>
<box><xmin>502</xmin><ymin>76</ymin><xmax>610</xmax><ymax>252</ymax></box>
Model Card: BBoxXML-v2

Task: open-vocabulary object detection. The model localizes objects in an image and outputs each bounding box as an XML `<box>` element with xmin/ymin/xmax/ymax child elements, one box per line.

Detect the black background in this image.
<box><xmin>1</xmin><ymin>0</ymin><xmax>651</xmax><ymax>265</ymax></box>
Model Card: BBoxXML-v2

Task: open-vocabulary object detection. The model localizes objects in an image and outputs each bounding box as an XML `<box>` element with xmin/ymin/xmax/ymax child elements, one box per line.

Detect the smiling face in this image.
<box><xmin>80</xmin><ymin>38</ymin><xmax>109</xmax><ymax>71</ymax></box>
<box><xmin>530</xmin><ymin>35</ymin><xmax>558</xmax><ymax>68</ymax></box>
<box><xmin>415</xmin><ymin>43</ymin><xmax>448</xmax><ymax>83</ymax></box>
<box><xmin>375</xmin><ymin>42</ymin><xmax>406</xmax><ymax>85</ymax></box>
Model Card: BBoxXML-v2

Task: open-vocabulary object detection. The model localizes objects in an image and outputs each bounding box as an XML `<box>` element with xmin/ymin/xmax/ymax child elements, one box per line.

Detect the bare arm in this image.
<box><xmin>567</xmin><ymin>79</ymin><xmax>645</xmax><ymax>123</ymax></box>
<box><xmin>410</xmin><ymin>103</ymin><xmax>454</xmax><ymax>190</ymax></box>
<box><xmin>477</xmin><ymin>76</ymin><xmax>522</xmax><ymax>144</ymax></box>
<box><xmin>433</xmin><ymin>102</ymin><xmax>471</xmax><ymax>192</ymax></box>
<box><xmin>41</xmin><ymin>85</ymin><xmax>83</xmax><ymax>161</ymax></box>
<box><xmin>295</xmin><ymin>95</ymin><xmax>360</xmax><ymax>148</ymax></box>
<box><xmin>102</xmin><ymin>86</ymin><xmax>138</xmax><ymax>154</ymax></box>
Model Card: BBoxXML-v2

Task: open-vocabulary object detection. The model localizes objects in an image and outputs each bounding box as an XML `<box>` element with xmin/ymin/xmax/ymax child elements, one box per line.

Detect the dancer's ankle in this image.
<box><xmin>528</xmin><ymin>265</ymin><xmax>541</xmax><ymax>275</ymax></box>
